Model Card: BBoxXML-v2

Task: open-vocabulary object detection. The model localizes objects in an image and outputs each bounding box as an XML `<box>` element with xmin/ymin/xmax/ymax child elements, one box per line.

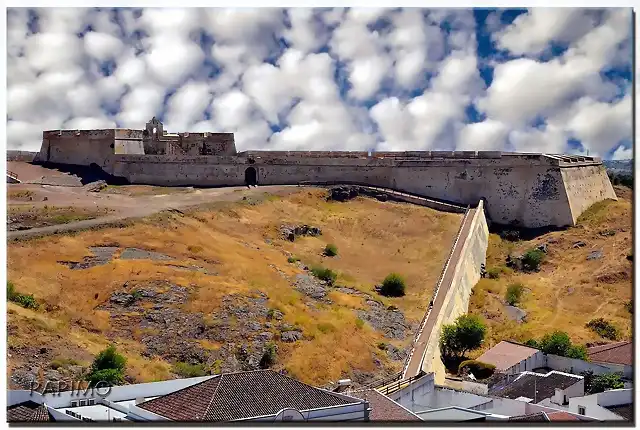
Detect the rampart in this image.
<box><xmin>418</xmin><ymin>201</ymin><xmax>489</xmax><ymax>384</ymax></box>
<box><xmin>29</xmin><ymin>119</ymin><xmax>617</xmax><ymax>228</ymax></box>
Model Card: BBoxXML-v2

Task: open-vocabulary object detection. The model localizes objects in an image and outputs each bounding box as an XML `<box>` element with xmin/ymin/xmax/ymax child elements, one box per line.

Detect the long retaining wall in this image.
<box><xmin>417</xmin><ymin>200</ymin><xmax>489</xmax><ymax>384</ymax></box>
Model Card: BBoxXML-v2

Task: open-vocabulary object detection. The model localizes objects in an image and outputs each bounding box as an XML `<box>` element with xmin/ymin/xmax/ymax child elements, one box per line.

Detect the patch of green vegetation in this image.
<box><xmin>534</xmin><ymin>331</ymin><xmax>588</xmax><ymax>360</ymax></box>
<box><xmin>131</xmin><ymin>289</ymin><xmax>143</xmax><ymax>301</ymax></box>
<box><xmin>49</xmin><ymin>357</ymin><xmax>81</xmax><ymax>370</ymax></box>
<box><xmin>522</xmin><ymin>248</ymin><xmax>545</xmax><ymax>272</ymax></box>
<box><xmin>172</xmin><ymin>362</ymin><xmax>209</xmax><ymax>377</ymax></box>
<box><xmin>310</xmin><ymin>265</ymin><xmax>338</xmax><ymax>285</ymax></box>
<box><xmin>377</xmin><ymin>342</ymin><xmax>387</xmax><ymax>351</ymax></box>
<box><xmin>379</xmin><ymin>273</ymin><xmax>406</xmax><ymax>297</ymax></box>
<box><xmin>7</xmin><ymin>281</ymin><xmax>39</xmax><ymax>310</ymax></box>
<box><xmin>317</xmin><ymin>322</ymin><xmax>336</xmax><ymax>334</ymax></box>
<box><xmin>86</xmin><ymin>345</ymin><xmax>127</xmax><ymax>386</ymax></box>
<box><xmin>440</xmin><ymin>314</ymin><xmax>487</xmax><ymax>360</ymax></box>
<box><xmin>355</xmin><ymin>318</ymin><xmax>365</xmax><ymax>329</ymax></box>
<box><xmin>582</xmin><ymin>370</ymin><xmax>625</xmax><ymax>394</ymax></box>
<box><xmin>505</xmin><ymin>283</ymin><xmax>525</xmax><ymax>306</ymax></box>
<box><xmin>586</xmin><ymin>318</ymin><xmax>620</xmax><ymax>340</ymax></box>
<box><xmin>577</xmin><ymin>199</ymin><xmax>616</xmax><ymax>225</ymax></box>
<box><xmin>287</xmin><ymin>256</ymin><xmax>300</xmax><ymax>264</ymax></box>
<box><xmin>486</xmin><ymin>267</ymin><xmax>502</xmax><ymax>279</ymax></box>
<box><xmin>323</xmin><ymin>244</ymin><xmax>338</xmax><ymax>257</ymax></box>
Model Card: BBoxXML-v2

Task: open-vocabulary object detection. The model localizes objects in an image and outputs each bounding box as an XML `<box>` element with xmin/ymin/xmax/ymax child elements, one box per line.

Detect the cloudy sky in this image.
<box><xmin>6</xmin><ymin>8</ymin><xmax>634</xmax><ymax>159</ymax></box>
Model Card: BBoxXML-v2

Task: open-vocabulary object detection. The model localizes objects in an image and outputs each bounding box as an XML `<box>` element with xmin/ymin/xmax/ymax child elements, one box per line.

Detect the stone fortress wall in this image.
<box><xmin>33</xmin><ymin>118</ymin><xmax>617</xmax><ymax>228</ymax></box>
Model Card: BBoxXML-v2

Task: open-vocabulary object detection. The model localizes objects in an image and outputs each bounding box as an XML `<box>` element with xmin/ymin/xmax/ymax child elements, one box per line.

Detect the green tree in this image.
<box><xmin>582</xmin><ymin>371</ymin><xmax>625</xmax><ymax>394</ymax></box>
<box><xmin>379</xmin><ymin>273</ymin><xmax>406</xmax><ymax>297</ymax></box>
<box><xmin>440</xmin><ymin>315</ymin><xmax>487</xmax><ymax>359</ymax></box>
<box><xmin>86</xmin><ymin>345</ymin><xmax>126</xmax><ymax>386</ymax></box>
<box><xmin>538</xmin><ymin>331</ymin><xmax>572</xmax><ymax>356</ymax></box>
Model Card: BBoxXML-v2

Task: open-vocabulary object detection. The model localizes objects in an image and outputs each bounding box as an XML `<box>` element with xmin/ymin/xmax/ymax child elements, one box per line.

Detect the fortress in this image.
<box><xmin>29</xmin><ymin>118</ymin><xmax>616</xmax><ymax>228</ymax></box>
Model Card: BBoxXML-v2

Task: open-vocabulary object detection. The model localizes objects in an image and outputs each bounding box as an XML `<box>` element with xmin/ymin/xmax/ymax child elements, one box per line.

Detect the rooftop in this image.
<box><xmin>7</xmin><ymin>401</ymin><xmax>53</xmax><ymax>422</ymax></box>
<box><xmin>587</xmin><ymin>341</ymin><xmax>632</xmax><ymax>366</ymax></box>
<box><xmin>604</xmin><ymin>404</ymin><xmax>633</xmax><ymax>421</ymax></box>
<box><xmin>488</xmin><ymin>371</ymin><xmax>583</xmax><ymax>402</ymax></box>
<box><xmin>509</xmin><ymin>411</ymin><xmax>589</xmax><ymax>422</ymax></box>
<box><xmin>347</xmin><ymin>389</ymin><xmax>421</xmax><ymax>422</ymax></box>
<box><xmin>476</xmin><ymin>340</ymin><xmax>540</xmax><ymax>371</ymax></box>
<box><xmin>138</xmin><ymin>370</ymin><xmax>362</xmax><ymax>421</ymax></box>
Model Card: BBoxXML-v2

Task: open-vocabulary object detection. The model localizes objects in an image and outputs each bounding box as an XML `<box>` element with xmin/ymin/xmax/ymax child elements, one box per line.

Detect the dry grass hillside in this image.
<box><xmin>7</xmin><ymin>188</ymin><xmax>462</xmax><ymax>387</ymax></box>
<box><xmin>469</xmin><ymin>185</ymin><xmax>633</xmax><ymax>355</ymax></box>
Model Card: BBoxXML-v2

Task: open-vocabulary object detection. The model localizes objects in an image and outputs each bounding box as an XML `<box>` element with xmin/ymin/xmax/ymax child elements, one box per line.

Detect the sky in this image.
<box><xmin>6</xmin><ymin>7</ymin><xmax>634</xmax><ymax>159</ymax></box>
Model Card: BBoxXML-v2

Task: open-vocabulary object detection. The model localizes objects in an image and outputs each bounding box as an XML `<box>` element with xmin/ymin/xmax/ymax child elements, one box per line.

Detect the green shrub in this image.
<box><xmin>582</xmin><ymin>371</ymin><xmax>625</xmax><ymax>394</ymax></box>
<box><xmin>522</xmin><ymin>249</ymin><xmax>545</xmax><ymax>271</ymax></box>
<box><xmin>586</xmin><ymin>318</ymin><xmax>620</xmax><ymax>340</ymax></box>
<box><xmin>536</xmin><ymin>331</ymin><xmax>588</xmax><ymax>360</ymax></box>
<box><xmin>7</xmin><ymin>281</ymin><xmax>39</xmax><ymax>310</ymax></box>
<box><xmin>323</xmin><ymin>244</ymin><xmax>338</xmax><ymax>257</ymax></box>
<box><xmin>379</xmin><ymin>273</ymin><xmax>406</xmax><ymax>297</ymax></box>
<box><xmin>86</xmin><ymin>345</ymin><xmax>126</xmax><ymax>387</ymax></box>
<box><xmin>458</xmin><ymin>360</ymin><xmax>496</xmax><ymax>379</ymax></box>
<box><xmin>287</xmin><ymin>256</ymin><xmax>300</xmax><ymax>264</ymax></box>
<box><xmin>172</xmin><ymin>362</ymin><xmax>208</xmax><ymax>377</ymax></box>
<box><xmin>486</xmin><ymin>267</ymin><xmax>501</xmax><ymax>279</ymax></box>
<box><xmin>566</xmin><ymin>344</ymin><xmax>588</xmax><ymax>360</ymax></box>
<box><xmin>131</xmin><ymin>289</ymin><xmax>142</xmax><ymax>301</ymax></box>
<box><xmin>377</xmin><ymin>342</ymin><xmax>387</xmax><ymax>350</ymax></box>
<box><xmin>259</xmin><ymin>342</ymin><xmax>277</xmax><ymax>369</ymax></box>
<box><xmin>524</xmin><ymin>339</ymin><xmax>539</xmax><ymax>348</ymax></box>
<box><xmin>505</xmin><ymin>283</ymin><xmax>524</xmax><ymax>306</ymax></box>
<box><xmin>310</xmin><ymin>266</ymin><xmax>338</xmax><ymax>285</ymax></box>
<box><xmin>355</xmin><ymin>318</ymin><xmax>365</xmax><ymax>329</ymax></box>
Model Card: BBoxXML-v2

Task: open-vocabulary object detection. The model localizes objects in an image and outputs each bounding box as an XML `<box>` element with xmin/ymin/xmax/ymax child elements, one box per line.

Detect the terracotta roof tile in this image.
<box><xmin>476</xmin><ymin>341</ymin><xmax>539</xmax><ymax>371</ymax></box>
<box><xmin>587</xmin><ymin>341</ymin><xmax>632</xmax><ymax>366</ymax></box>
<box><xmin>139</xmin><ymin>370</ymin><xmax>361</xmax><ymax>421</ymax></box>
<box><xmin>7</xmin><ymin>401</ymin><xmax>52</xmax><ymax>422</ymax></box>
<box><xmin>546</xmin><ymin>411</ymin><xmax>581</xmax><ymax>421</ymax></box>
<box><xmin>348</xmin><ymin>389</ymin><xmax>421</xmax><ymax>421</ymax></box>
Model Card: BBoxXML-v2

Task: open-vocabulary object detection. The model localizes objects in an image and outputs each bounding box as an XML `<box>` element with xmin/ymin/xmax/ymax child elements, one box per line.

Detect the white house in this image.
<box><xmin>567</xmin><ymin>389</ymin><xmax>633</xmax><ymax>421</ymax></box>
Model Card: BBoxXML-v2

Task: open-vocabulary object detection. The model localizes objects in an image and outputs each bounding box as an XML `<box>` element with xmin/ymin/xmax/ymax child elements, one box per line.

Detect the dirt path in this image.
<box><xmin>8</xmin><ymin>185</ymin><xmax>298</xmax><ymax>241</ymax></box>
<box><xmin>403</xmin><ymin>207</ymin><xmax>476</xmax><ymax>378</ymax></box>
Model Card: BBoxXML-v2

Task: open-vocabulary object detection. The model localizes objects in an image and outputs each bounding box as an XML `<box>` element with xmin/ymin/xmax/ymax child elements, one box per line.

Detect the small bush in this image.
<box><xmin>172</xmin><ymin>362</ymin><xmax>208</xmax><ymax>377</ymax></box>
<box><xmin>259</xmin><ymin>342</ymin><xmax>277</xmax><ymax>369</ymax></box>
<box><xmin>50</xmin><ymin>358</ymin><xmax>81</xmax><ymax>370</ymax></box>
<box><xmin>586</xmin><ymin>318</ymin><xmax>620</xmax><ymax>340</ymax></box>
<box><xmin>377</xmin><ymin>342</ymin><xmax>387</xmax><ymax>350</ymax></box>
<box><xmin>287</xmin><ymin>256</ymin><xmax>300</xmax><ymax>264</ymax></box>
<box><xmin>7</xmin><ymin>281</ymin><xmax>39</xmax><ymax>310</ymax></box>
<box><xmin>310</xmin><ymin>265</ymin><xmax>338</xmax><ymax>285</ymax></box>
<box><xmin>317</xmin><ymin>322</ymin><xmax>336</xmax><ymax>334</ymax></box>
<box><xmin>355</xmin><ymin>318</ymin><xmax>365</xmax><ymax>329</ymax></box>
<box><xmin>379</xmin><ymin>273</ymin><xmax>406</xmax><ymax>297</ymax></box>
<box><xmin>86</xmin><ymin>345</ymin><xmax>126</xmax><ymax>387</ymax></box>
<box><xmin>505</xmin><ymin>283</ymin><xmax>524</xmax><ymax>306</ymax></box>
<box><xmin>131</xmin><ymin>289</ymin><xmax>142</xmax><ymax>301</ymax></box>
<box><xmin>524</xmin><ymin>339</ymin><xmax>539</xmax><ymax>348</ymax></box>
<box><xmin>522</xmin><ymin>249</ymin><xmax>545</xmax><ymax>271</ymax></box>
<box><xmin>486</xmin><ymin>267</ymin><xmax>501</xmax><ymax>279</ymax></box>
<box><xmin>323</xmin><ymin>244</ymin><xmax>338</xmax><ymax>257</ymax></box>
<box><xmin>625</xmin><ymin>300</ymin><xmax>633</xmax><ymax>314</ymax></box>
<box><xmin>458</xmin><ymin>360</ymin><xmax>496</xmax><ymax>379</ymax></box>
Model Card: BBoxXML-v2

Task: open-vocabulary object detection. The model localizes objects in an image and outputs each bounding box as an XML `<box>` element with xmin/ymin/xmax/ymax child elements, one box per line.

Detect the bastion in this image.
<box><xmin>29</xmin><ymin>118</ymin><xmax>616</xmax><ymax>228</ymax></box>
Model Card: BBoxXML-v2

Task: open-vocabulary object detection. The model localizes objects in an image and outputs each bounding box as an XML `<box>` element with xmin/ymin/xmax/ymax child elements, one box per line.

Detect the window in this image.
<box><xmin>79</xmin><ymin>399</ymin><xmax>87</xmax><ymax>406</ymax></box>
<box><xmin>70</xmin><ymin>401</ymin><xmax>79</xmax><ymax>407</ymax></box>
<box><xmin>88</xmin><ymin>399</ymin><xmax>95</xmax><ymax>406</ymax></box>
<box><xmin>578</xmin><ymin>406</ymin><xmax>586</xmax><ymax>415</ymax></box>
<box><xmin>563</xmin><ymin>395</ymin><xmax>568</xmax><ymax>405</ymax></box>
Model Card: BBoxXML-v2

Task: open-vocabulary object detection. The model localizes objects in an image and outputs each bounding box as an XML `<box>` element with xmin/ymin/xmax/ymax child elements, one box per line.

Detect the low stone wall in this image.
<box><xmin>420</xmin><ymin>200</ymin><xmax>489</xmax><ymax>384</ymax></box>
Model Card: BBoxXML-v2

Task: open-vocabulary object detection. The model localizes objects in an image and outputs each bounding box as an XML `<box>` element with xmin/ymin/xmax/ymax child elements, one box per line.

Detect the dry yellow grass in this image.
<box><xmin>469</xmin><ymin>189</ymin><xmax>633</xmax><ymax>355</ymax></box>
<box><xmin>7</xmin><ymin>188</ymin><xmax>462</xmax><ymax>385</ymax></box>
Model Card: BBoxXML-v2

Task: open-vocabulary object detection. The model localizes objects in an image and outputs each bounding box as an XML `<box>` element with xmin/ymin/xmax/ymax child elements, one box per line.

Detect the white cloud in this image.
<box><xmin>611</xmin><ymin>145</ymin><xmax>632</xmax><ymax>160</ymax></box>
<box><xmin>495</xmin><ymin>8</ymin><xmax>596</xmax><ymax>56</ymax></box>
<box><xmin>5</xmin><ymin>7</ymin><xmax>633</xmax><ymax>159</ymax></box>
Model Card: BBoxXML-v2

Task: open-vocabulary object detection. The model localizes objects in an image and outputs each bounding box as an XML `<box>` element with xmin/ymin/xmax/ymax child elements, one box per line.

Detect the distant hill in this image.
<box><xmin>603</xmin><ymin>159</ymin><xmax>633</xmax><ymax>175</ymax></box>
